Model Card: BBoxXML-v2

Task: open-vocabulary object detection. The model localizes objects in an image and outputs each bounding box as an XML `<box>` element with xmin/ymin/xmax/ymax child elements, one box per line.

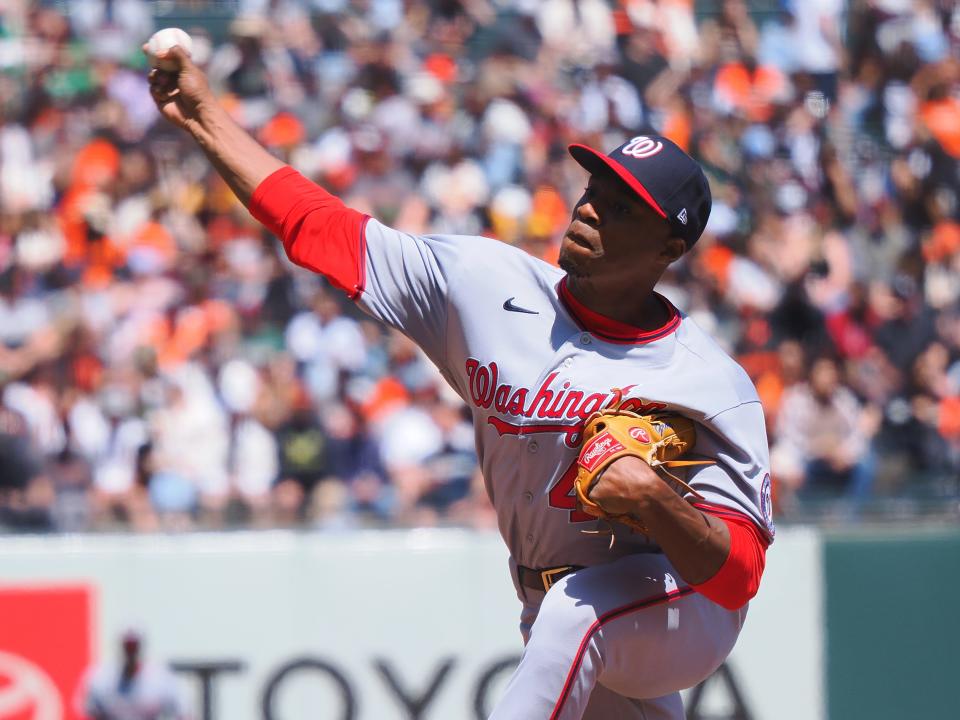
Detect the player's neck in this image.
<box><xmin>564</xmin><ymin>277</ymin><xmax>668</xmax><ymax>331</ymax></box>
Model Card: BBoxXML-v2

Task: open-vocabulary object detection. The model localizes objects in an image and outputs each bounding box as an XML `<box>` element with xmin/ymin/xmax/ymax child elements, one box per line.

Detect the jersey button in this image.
<box><xmin>528</xmin><ymin>441</ymin><xmax>539</xmax><ymax>453</ymax></box>
<box><xmin>522</xmin><ymin>491</ymin><xmax>533</xmax><ymax>501</ymax></box>
<box><xmin>580</xmin><ymin>334</ymin><xmax>592</xmax><ymax>345</ymax></box>
<box><xmin>563</xmin><ymin>358</ymin><xmax>573</xmax><ymax>368</ymax></box>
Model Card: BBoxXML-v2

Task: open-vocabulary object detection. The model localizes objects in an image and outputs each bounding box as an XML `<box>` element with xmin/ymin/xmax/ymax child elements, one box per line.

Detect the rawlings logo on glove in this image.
<box><xmin>628</xmin><ymin>426</ymin><xmax>650</xmax><ymax>442</ymax></box>
<box><xmin>579</xmin><ymin>433</ymin><xmax>625</xmax><ymax>471</ymax></box>
<box><xmin>574</xmin><ymin>408</ymin><xmax>712</xmax><ymax>535</ymax></box>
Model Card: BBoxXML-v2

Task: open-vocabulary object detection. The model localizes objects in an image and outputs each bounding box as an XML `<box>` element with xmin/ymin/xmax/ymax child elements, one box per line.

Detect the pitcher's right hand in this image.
<box><xmin>143</xmin><ymin>44</ymin><xmax>213</xmax><ymax>132</ymax></box>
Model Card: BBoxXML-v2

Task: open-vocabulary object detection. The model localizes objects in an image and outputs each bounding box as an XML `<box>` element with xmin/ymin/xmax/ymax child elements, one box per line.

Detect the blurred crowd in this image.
<box><xmin>1</xmin><ymin>0</ymin><xmax>959</xmax><ymax>533</ymax></box>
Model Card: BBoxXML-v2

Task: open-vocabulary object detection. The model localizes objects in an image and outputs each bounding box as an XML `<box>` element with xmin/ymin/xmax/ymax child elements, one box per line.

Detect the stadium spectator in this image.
<box><xmin>273</xmin><ymin>383</ymin><xmax>331</xmax><ymax>524</ymax></box>
<box><xmin>323</xmin><ymin>400</ymin><xmax>392</xmax><ymax>523</ymax></box>
<box><xmin>0</xmin><ymin>405</ymin><xmax>51</xmax><ymax>531</ymax></box>
<box><xmin>772</xmin><ymin>355</ymin><xmax>880</xmax><ymax>511</ymax></box>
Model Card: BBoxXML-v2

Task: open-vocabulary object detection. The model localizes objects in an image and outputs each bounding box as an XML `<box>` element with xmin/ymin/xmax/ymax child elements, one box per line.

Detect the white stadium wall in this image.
<box><xmin>0</xmin><ymin>528</ymin><xmax>822</xmax><ymax>720</ymax></box>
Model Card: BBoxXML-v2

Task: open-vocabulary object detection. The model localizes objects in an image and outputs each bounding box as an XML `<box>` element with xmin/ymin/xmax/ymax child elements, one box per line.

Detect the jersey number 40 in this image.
<box><xmin>548</xmin><ymin>461</ymin><xmax>595</xmax><ymax>523</ymax></box>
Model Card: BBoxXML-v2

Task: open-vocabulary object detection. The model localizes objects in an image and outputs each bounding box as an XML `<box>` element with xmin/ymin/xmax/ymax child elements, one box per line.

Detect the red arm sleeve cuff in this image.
<box><xmin>689</xmin><ymin>504</ymin><xmax>769</xmax><ymax>611</ymax></box>
<box><xmin>248</xmin><ymin>166</ymin><xmax>369</xmax><ymax>298</ymax></box>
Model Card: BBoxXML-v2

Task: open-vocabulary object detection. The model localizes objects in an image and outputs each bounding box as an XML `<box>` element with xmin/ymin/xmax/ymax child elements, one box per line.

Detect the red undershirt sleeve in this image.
<box><xmin>248</xmin><ymin>166</ymin><xmax>370</xmax><ymax>299</ymax></box>
<box><xmin>689</xmin><ymin>505</ymin><xmax>769</xmax><ymax>611</ymax></box>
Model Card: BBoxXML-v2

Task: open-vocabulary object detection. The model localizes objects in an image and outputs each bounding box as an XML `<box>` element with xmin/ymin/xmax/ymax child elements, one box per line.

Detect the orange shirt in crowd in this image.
<box><xmin>714</xmin><ymin>62</ymin><xmax>789</xmax><ymax>123</ymax></box>
<box><xmin>144</xmin><ymin>299</ymin><xmax>236</xmax><ymax>369</ymax></box>
<box><xmin>939</xmin><ymin>396</ymin><xmax>960</xmax><ymax>439</ymax></box>
<box><xmin>923</xmin><ymin>220</ymin><xmax>960</xmax><ymax>263</ymax></box>
<box><xmin>920</xmin><ymin>97</ymin><xmax>960</xmax><ymax>158</ymax></box>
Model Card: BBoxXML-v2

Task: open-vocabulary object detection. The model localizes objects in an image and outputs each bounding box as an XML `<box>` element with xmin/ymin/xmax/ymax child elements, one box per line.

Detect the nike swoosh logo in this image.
<box><xmin>503</xmin><ymin>297</ymin><xmax>539</xmax><ymax>315</ymax></box>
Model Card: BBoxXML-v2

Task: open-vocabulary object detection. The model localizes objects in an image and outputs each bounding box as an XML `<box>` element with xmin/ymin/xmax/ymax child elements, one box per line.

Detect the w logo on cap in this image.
<box><xmin>621</xmin><ymin>136</ymin><xmax>664</xmax><ymax>159</ymax></box>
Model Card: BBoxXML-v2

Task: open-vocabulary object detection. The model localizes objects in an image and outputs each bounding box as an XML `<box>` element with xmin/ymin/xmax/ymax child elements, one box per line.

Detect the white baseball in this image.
<box><xmin>145</xmin><ymin>28</ymin><xmax>193</xmax><ymax>71</ymax></box>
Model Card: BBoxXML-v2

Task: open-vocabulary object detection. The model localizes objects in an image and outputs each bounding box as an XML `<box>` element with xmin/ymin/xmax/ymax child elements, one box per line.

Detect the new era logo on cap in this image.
<box><xmin>568</xmin><ymin>135</ymin><xmax>712</xmax><ymax>248</ymax></box>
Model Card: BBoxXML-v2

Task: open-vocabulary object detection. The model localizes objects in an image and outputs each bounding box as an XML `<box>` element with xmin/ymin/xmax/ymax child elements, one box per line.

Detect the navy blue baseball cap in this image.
<box><xmin>568</xmin><ymin>135</ymin><xmax>712</xmax><ymax>248</ymax></box>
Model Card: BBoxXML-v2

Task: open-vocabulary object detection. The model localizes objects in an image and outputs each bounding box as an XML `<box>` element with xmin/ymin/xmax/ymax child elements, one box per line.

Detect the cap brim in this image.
<box><xmin>568</xmin><ymin>144</ymin><xmax>667</xmax><ymax>219</ymax></box>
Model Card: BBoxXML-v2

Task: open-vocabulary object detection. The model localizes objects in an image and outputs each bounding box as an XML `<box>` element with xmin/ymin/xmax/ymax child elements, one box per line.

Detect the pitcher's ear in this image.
<box><xmin>663</xmin><ymin>236</ymin><xmax>686</xmax><ymax>264</ymax></box>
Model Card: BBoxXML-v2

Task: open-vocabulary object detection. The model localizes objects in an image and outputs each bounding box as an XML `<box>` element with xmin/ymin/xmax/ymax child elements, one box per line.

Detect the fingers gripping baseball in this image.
<box><xmin>573</xmin><ymin>410</ymin><xmax>710</xmax><ymax>534</ymax></box>
<box><xmin>143</xmin><ymin>45</ymin><xmax>212</xmax><ymax>130</ymax></box>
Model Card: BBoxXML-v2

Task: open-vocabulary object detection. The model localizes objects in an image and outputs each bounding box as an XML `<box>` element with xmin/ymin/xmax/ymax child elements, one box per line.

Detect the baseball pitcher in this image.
<box><xmin>147</xmin><ymin>44</ymin><xmax>774</xmax><ymax>720</ymax></box>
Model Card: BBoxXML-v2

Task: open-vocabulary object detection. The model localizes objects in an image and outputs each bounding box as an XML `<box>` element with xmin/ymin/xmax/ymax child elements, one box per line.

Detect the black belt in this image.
<box><xmin>517</xmin><ymin>565</ymin><xmax>585</xmax><ymax>592</ymax></box>
<box><xmin>517</xmin><ymin>548</ymin><xmax>664</xmax><ymax>593</ymax></box>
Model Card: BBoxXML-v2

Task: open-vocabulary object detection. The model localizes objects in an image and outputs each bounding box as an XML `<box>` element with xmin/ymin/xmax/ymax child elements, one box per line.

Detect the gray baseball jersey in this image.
<box><xmin>357</xmin><ymin>219</ymin><xmax>776</xmax><ymax>571</ymax></box>
<box><xmin>249</xmin><ymin>153</ymin><xmax>774</xmax><ymax>717</ymax></box>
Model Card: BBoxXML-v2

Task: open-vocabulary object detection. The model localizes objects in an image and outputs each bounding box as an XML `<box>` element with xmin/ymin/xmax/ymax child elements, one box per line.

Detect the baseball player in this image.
<box><xmin>83</xmin><ymin>630</ymin><xmax>187</xmax><ymax>720</ymax></box>
<box><xmin>147</xmin><ymin>45</ymin><xmax>774</xmax><ymax>720</ymax></box>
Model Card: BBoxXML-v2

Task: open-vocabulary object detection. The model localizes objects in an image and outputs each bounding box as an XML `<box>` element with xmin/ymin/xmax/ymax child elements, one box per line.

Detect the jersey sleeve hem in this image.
<box><xmin>353</xmin><ymin>215</ymin><xmax>370</xmax><ymax>300</ymax></box>
<box><xmin>691</xmin><ymin>497</ymin><xmax>774</xmax><ymax>544</ymax></box>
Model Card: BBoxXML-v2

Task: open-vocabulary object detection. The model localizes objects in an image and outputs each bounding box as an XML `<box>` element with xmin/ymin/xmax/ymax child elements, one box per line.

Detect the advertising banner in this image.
<box><xmin>0</xmin><ymin>585</ymin><xmax>94</xmax><ymax>720</ymax></box>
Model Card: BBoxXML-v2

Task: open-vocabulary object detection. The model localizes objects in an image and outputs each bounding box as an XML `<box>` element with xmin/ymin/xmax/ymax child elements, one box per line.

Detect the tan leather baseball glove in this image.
<box><xmin>574</xmin><ymin>409</ymin><xmax>710</xmax><ymax>534</ymax></box>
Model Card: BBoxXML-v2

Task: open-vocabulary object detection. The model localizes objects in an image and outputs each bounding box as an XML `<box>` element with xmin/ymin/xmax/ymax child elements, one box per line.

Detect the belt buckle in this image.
<box><xmin>540</xmin><ymin>566</ymin><xmax>572</xmax><ymax>591</ymax></box>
